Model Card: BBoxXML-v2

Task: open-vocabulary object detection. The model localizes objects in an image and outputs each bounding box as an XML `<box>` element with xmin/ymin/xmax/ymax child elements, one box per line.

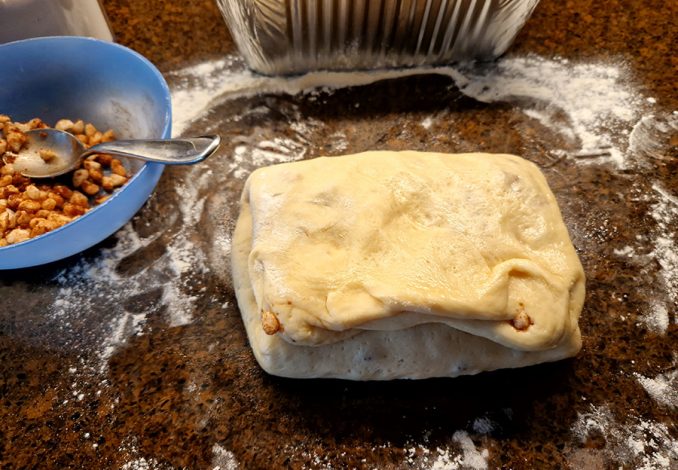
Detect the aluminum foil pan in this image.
<box><xmin>217</xmin><ymin>0</ymin><xmax>540</xmax><ymax>75</ymax></box>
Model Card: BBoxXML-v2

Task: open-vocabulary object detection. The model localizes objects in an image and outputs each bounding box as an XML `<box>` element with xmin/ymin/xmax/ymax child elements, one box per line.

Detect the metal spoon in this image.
<box><xmin>6</xmin><ymin>129</ymin><xmax>221</xmax><ymax>178</ymax></box>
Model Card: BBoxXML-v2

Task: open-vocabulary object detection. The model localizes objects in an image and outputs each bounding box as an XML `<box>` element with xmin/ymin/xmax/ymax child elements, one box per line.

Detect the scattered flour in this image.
<box><xmin>211</xmin><ymin>444</ymin><xmax>239</xmax><ymax>470</ymax></box>
<box><xmin>455</xmin><ymin>57</ymin><xmax>641</xmax><ymax>168</ymax></box>
<box><xmin>613</xmin><ymin>245</ymin><xmax>636</xmax><ymax>258</ymax></box>
<box><xmin>642</xmin><ymin>300</ymin><xmax>670</xmax><ymax>335</ymax></box>
<box><xmin>649</xmin><ymin>183</ymin><xmax>678</xmax><ymax>306</ymax></box>
<box><xmin>402</xmin><ymin>431</ymin><xmax>489</xmax><ymax>470</ymax></box>
<box><xmin>117</xmin><ymin>437</ymin><xmax>175</xmax><ymax>470</ymax></box>
<box><xmin>613</xmin><ymin>182</ymin><xmax>677</xmax><ymax>334</ymax></box>
<box><xmin>47</xmin><ymin>127</ymin><xmax>237</xmax><ymax>372</ymax></box>
<box><xmin>421</xmin><ymin>116</ymin><xmax>434</xmax><ymax>130</ymax></box>
<box><xmin>120</xmin><ymin>458</ymin><xmax>162</xmax><ymax>470</ymax></box>
<box><xmin>634</xmin><ymin>354</ymin><xmax>678</xmax><ymax>410</ymax></box>
<box><xmin>170</xmin><ymin>54</ymin><xmax>648</xmax><ymax>170</ymax></box>
<box><xmin>635</xmin><ymin>182</ymin><xmax>678</xmax><ymax>334</ymax></box>
<box><xmin>570</xmin><ymin>404</ymin><xmax>678</xmax><ymax>469</ymax></box>
<box><xmin>635</xmin><ymin>370</ymin><xmax>678</xmax><ymax>410</ymax></box>
<box><xmin>229</xmin><ymin>135</ymin><xmax>308</xmax><ymax>179</ymax></box>
<box><xmin>170</xmin><ymin>56</ymin><xmax>258</xmax><ymax>136</ymax></box>
<box><xmin>327</xmin><ymin>131</ymin><xmax>349</xmax><ymax>152</ymax></box>
<box><xmin>449</xmin><ymin>431</ymin><xmax>490</xmax><ymax>470</ymax></box>
<box><xmin>49</xmin><ymin>177</ymin><xmax>210</xmax><ymax>371</ymax></box>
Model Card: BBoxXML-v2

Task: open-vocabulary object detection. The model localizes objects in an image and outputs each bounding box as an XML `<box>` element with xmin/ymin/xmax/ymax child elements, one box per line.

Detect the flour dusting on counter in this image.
<box><xmin>456</xmin><ymin>57</ymin><xmax>642</xmax><ymax>168</ymax></box>
<box><xmin>612</xmin><ymin>180</ymin><xmax>678</xmax><ymax>334</ymax></box>
<box><xmin>282</xmin><ymin>424</ymin><xmax>491</xmax><ymax>470</ymax></box>
<box><xmin>44</xmin><ymin>140</ymin><xmax>237</xmax><ymax>370</ymax></box>
<box><xmin>634</xmin><ymin>368</ymin><xmax>678</xmax><ymax>410</ymax></box>
<box><xmin>170</xmin><ymin>54</ymin><xmax>649</xmax><ymax>171</ymax></box>
<box><xmin>211</xmin><ymin>443</ymin><xmax>239</xmax><ymax>470</ymax></box>
<box><xmin>13</xmin><ymin>45</ymin><xmax>671</xmax><ymax>470</ymax></box>
<box><xmin>643</xmin><ymin>300</ymin><xmax>670</xmax><ymax>334</ymax></box>
<box><xmin>118</xmin><ymin>438</ymin><xmax>169</xmax><ymax>470</ymax></box>
<box><xmin>229</xmin><ymin>132</ymin><xmax>310</xmax><ymax>179</ymax></box>
<box><xmin>120</xmin><ymin>457</ymin><xmax>162</xmax><ymax>470</ymax></box>
<box><xmin>570</xmin><ymin>404</ymin><xmax>678</xmax><ymax>469</ymax></box>
<box><xmin>49</xmin><ymin>192</ymin><xmax>209</xmax><ymax>370</ymax></box>
<box><xmin>401</xmin><ymin>431</ymin><xmax>489</xmax><ymax>470</ymax></box>
<box><xmin>649</xmin><ymin>183</ymin><xmax>678</xmax><ymax>307</ymax></box>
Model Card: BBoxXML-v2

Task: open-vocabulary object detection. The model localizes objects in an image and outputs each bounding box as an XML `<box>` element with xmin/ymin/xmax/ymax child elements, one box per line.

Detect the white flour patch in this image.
<box><xmin>170</xmin><ymin>56</ymin><xmax>261</xmax><ymax>136</ymax></box>
<box><xmin>642</xmin><ymin>182</ymin><xmax>678</xmax><ymax>332</ymax></box>
<box><xmin>402</xmin><ymin>431</ymin><xmax>489</xmax><ymax>470</ymax></box>
<box><xmin>230</xmin><ymin>138</ymin><xmax>306</xmax><ymax>179</ymax></box>
<box><xmin>649</xmin><ymin>183</ymin><xmax>678</xmax><ymax>304</ymax></box>
<box><xmin>166</xmin><ymin>164</ymin><xmax>235</xmax><ymax>283</ymax></box>
<box><xmin>50</xmin><ymin>225</ymin><xmax>156</xmax><ymax>370</ymax></box>
<box><xmin>327</xmin><ymin>131</ymin><xmax>349</xmax><ymax>152</ymax></box>
<box><xmin>225</xmin><ymin>111</ymin><xmax>325</xmax><ymax>180</ymax></box>
<box><xmin>570</xmin><ymin>404</ymin><xmax>678</xmax><ymax>469</ymax></box>
<box><xmin>613</xmin><ymin>245</ymin><xmax>636</xmax><ymax>258</ymax></box>
<box><xmin>456</xmin><ymin>57</ymin><xmax>643</xmax><ymax>169</ymax></box>
<box><xmin>284</xmin><ymin>427</ymin><xmax>489</xmax><ymax>469</ymax></box>
<box><xmin>170</xmin><ymin>55</ymin><xmax>647</xmax><ymax>171</ymax></box>
<box><xmin>620</xmin><ymin>181</ymin><xmax>678</xmax><ymax>334</ymax></box>
<box><xmin>642</xmin><ymin>300</ymin><xmax>670</xmax><ymax>334</ymax></box>
<box><xmin>120</xmin><ymin>458</ymin><xmax>162</xmax><ymax>470</ymax></box>
<box><xmin>635</xmin><ymin>367</ymin><xmax>678</xmax><ymax>410</ymax></box>
<box><xmin>118</xmin><ymin>438</ymin><xmax>168</xmax><ymax>470</ymax></box>
<box><xmin>449</xmin><ymin>431</ymin><xmax>489</xmax><ymax>470</ymax></box>
<box><xmin>48</xmin><ymin>165</ymin><xmax>218</xmax><ymax>369</ymax></box>
<box><xmin>214</xmin><ymin>232</ymin><xmax>232</xmax><ymax>254</ymax></box>
<box><xmin>211</xmin><ymin>444</ymin><xmax>239</xmax><ymax>470</ymax></box>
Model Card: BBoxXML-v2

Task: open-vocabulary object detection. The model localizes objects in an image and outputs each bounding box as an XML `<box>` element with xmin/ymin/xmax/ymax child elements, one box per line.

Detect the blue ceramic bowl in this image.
<box><xmin>0</xmin><ymin>36</ymin><xmax>171</xmax><ymax>269</ymax></box>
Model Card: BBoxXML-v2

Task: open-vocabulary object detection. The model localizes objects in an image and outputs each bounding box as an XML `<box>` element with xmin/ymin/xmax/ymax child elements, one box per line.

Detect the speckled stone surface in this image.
<box><xmin>1</xmin><ymin>1</ymin><xmax>676</xmax><ymax>469</ymax></box>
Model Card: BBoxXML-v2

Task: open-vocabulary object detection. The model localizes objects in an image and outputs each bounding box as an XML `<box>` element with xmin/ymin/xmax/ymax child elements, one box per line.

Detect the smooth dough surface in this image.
<box><xmin>231</xmin><ymin>151</ymin><xmax>585</xmax><ymax>380</ymax></box>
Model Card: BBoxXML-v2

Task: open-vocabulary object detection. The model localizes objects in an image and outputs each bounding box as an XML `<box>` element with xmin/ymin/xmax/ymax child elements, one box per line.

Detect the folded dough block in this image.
<box><xmin>232</xmin><ymin>151</ymin><xmax>585</xmax><ymax>380</ymax></box>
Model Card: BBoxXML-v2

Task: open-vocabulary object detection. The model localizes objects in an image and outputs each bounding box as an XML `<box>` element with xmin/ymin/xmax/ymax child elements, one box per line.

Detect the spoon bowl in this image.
<box><xmin>10</xmin><ymin>129</ymin><xmax>221</xmax><ymax>178</ymax></box>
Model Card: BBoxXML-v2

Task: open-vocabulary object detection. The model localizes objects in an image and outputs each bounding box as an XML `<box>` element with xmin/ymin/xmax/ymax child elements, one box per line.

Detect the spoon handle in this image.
<box><xmin>84</xmin><ymin>135</ymin><xmax>221</xmax><ymax>164</ymax></box>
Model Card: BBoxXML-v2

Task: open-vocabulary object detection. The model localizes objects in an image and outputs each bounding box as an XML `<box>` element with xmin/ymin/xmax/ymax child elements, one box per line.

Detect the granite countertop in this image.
<box><xmin>1</xmin><ymin>1</ymin><xmax>676</xmax><ymax>469</ymax></box>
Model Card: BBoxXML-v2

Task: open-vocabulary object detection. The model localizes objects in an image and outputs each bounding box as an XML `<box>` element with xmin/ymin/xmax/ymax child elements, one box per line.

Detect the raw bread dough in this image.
<box><xmin>231</xmin><ymin>151</ymin><xmax>585</xmax><ymax>380</ymax></box>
